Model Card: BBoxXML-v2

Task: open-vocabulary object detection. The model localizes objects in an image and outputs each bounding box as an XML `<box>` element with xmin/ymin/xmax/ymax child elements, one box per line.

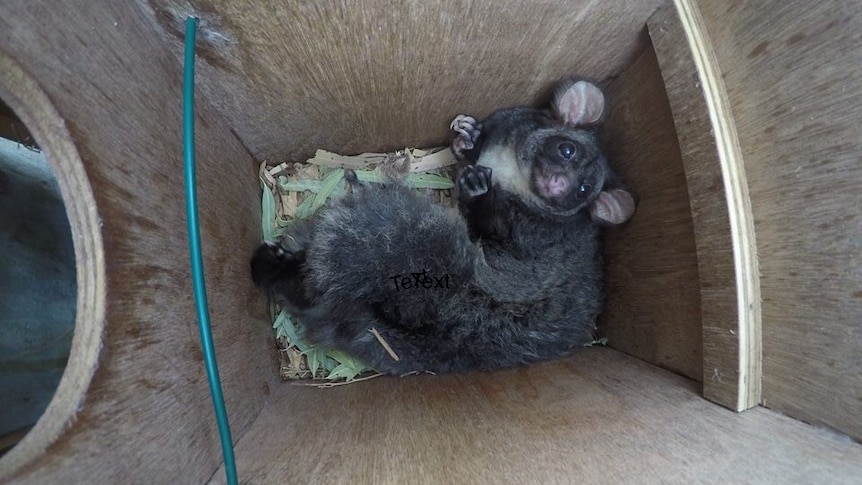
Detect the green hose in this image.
<box><xmin>183</xmin><ymin>16</ymin><xmax>239</xmax><ymax>485</ymax></box>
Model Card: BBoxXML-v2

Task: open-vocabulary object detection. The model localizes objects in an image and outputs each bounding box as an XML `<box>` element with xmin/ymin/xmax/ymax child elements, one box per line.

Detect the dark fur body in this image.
<box><xmin>251</xmin><ymin>79</ymin><xmax>634</xmax><ymax>374</ymax></box>
<box><xmin>253</xmin><ymin>182</ymin><xmax>602</xmax><ymax>374</ymax></box>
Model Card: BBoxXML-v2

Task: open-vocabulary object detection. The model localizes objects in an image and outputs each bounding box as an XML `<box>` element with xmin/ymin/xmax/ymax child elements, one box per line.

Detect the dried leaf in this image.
<box><xmin>283</xmin><ymin>190</ymin><xmax>298</xmax><ymax>218</ymax></box>
<box><xmin>409</xmin><ymin>148</ymin><xmax>456</xmax><ymax>173</ymax></box>
<box><xmin>303</xmin><ymin>164</ymin><xmax>319</xmax><ymax>179</ymax></box>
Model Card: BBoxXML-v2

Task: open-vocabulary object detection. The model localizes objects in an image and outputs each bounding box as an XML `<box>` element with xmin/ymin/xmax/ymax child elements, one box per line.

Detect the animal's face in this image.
<box><xmin>473</xmin><ymin>79</ymin><xmax>635</xmax><ymax>225</ymax></box>
<box><xmin>521</xmin><ymin>128</ymin><xmax>609</xmax><ymax>215</ymax></box>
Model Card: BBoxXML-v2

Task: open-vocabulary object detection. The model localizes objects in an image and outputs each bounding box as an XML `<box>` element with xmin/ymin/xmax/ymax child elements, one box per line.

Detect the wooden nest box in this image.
<box><xmin>0</xmin><ymin>1</ymin><xmax>859</xmax><ymax>483</ymax></box>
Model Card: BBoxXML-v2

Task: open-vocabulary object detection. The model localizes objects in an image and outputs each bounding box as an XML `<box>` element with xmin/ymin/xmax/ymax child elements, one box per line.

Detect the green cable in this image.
<box><xmin>183</xmin><ymin>16</ymin><xmax>238</xmax><ymax>485</ymax></box>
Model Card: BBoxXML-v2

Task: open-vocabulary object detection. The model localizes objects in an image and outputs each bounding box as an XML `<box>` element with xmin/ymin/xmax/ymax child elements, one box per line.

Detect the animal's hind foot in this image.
<box><xmin>250</xmin><ymin>241</ymin><xmax>303</xmax><ymax>287</ymax></box>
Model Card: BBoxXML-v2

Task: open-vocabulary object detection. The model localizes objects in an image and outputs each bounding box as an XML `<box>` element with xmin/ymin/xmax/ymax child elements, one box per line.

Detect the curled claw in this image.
<box><xmin>450</xmin><ymin>114</ymin><xmax>482</xmax><ymax>161</ymax></box>
<box><xmin>450</xmin><ymin>115</ymin><xmax>481</xmax><ymax>143</ymax></box>
<box><xmin>450</xmin><ymin>114</ymin><xmax>477</xmax><ymax>133</ymax></box>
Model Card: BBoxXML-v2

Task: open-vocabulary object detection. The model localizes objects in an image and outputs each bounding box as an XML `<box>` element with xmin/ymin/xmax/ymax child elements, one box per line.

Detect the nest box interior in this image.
<box><xmin>0</xmin><ymin>1</ymin><xmax>859</xmax><ymax>483</ymax></box>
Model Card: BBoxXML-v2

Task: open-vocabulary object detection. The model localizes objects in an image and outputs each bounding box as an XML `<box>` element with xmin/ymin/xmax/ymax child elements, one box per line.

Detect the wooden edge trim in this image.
<box><xmin>670</xmin><ymin>0</ymin><xmax>762</xmax><ymax>410</ymax></box>
<box><xmin>0</xmin><ymin>50</ymin><xmax>106</xmax><ymax>478</ymax></box>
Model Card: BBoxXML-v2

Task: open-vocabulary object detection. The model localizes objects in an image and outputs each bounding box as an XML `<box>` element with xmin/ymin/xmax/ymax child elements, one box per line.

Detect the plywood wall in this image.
<box><xmin>0</xmin><ymin>2</ymin><xmax>275</xmax><ymax>482</ymax></box>
<box><xmin>646</xmin><ymin>3</ymin><xmax>762</xmax><ymax>412</ymax></box>
<box><xmin>601</xmin><ymin>42</ymin><xmax>704</xmax><ymax>383</ymax></box>
<box><xmin>137</xmin><ymin>0</ymin><xmax>664</xmax><ymax>162</ymax></box>
<box><xmin>0</xmin><ymin>1</ymin><xmax>669</xmax><ymax>481</ymax></box>
<box><xmin>8</xmin><ymin>0</ymin><xmax>857</xmax><ymax>480</ymax></box>
<box><xmin>696</xmin><ymin>0</ymin><xmax>862</xmax><ymax>440</ymax></box>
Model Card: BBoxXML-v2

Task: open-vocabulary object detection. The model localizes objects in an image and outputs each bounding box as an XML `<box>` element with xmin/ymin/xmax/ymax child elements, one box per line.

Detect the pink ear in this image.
<box><xmin>554</xmin><ymin>80</ymin><xmax>605</xmax><ymax>126</ymax></box>
<box><xmin>590</xmin><ymin>189</ymin><xmax>635</xmax><ymax>226</ymax></box>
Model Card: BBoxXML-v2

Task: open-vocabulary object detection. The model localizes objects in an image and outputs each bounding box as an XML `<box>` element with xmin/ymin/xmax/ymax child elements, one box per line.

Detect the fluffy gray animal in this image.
<box><xmin>251</xmin><ymin>79</ymin><xmax>636</xmax><ymax>374</ymax></box>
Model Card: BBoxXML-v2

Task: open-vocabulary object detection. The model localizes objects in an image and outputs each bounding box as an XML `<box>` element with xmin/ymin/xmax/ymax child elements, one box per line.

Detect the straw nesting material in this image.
<box><xmin>258</xmin><ymin>147</ymin><xmax>457</xmax><ymax>384</ymax></box>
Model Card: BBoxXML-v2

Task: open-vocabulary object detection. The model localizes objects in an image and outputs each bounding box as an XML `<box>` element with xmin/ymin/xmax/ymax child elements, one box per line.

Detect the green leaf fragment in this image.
<box><xmin>261</xmin><ymin>186</ymin><xmax>277</xmax><ymax>240</ymax></box>
<box><xmin>294</xmin><ymin>196</ymin><xmax>316</xmax><ymax>219</ymax></box>
<box><xmin>276</xmin><ymin>217</ymin><xmax>292</xmax><ymax>228</ymax></box>
<box><xmin>326</xmin><ymin>349</ymin><xmax>360</xmax><ymax>370</ymax></box>
<box><xmin>344</xmin><ymin>169</ymin><xmax>454</xmax><ymax>189</ymax></box>
<box><xmin>272</xmin><ymin>310</ymin><xmax>291</xmax><ymax>340</ymax></box>
<box><xmin>326</xmin><ymin>363</ymin><xmax>360</xmax><ymax>381</ymax></box>
<box><xmin>303</xmin><ymin>347</ymin><xmax>322</xmax><ymax>377</ymax></box>
<box><xmin>278</xmin><ymin>178</ymin><xmax>323</xmax><ymax>193</ymax></box>
<box><xmin>352</xmin><ymin>168</ymin><xmax>384</xmax><ymax>183</ymax></box>
<box><xmin>264</xmin><ymin>155</ymin><xmax>457</xmax><ymax>381</ymax></box>
<box><xmin>404</xmin><ymin>173</ymin><xmax>455</xmax><ymax>189</ymax></box>
<box><xmin>323</xmin><ymin>356</ymin><xmax>339</xmax><ymax>373</ymax></box>
<box><xmin>273</xmin><ymin>309</ymin><xmax>309</xmax><ymax>352</ymax></box>
<box><xmin>306</xmin><ymin>168</ymin><xmax>344</xmax><ymax>215</ymax></box>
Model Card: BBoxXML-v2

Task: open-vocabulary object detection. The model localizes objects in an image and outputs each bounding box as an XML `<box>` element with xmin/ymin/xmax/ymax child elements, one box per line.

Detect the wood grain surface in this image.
<box><xmin>0</xmin><ymin>2</ymin><xmax>276</xmax><ymax>482</ymax></box>
<box><xmin>211</xmin><ymin>349</ymin><xmax>862</xmax><ymax>485</ymax></box>
<box><xmin>647</xmin><ymin>2</ymin><xmax>762</xmax><ymax>412</ymax></box>
<box><xmin>2</xmin><ymin>0</ymin><xmax>859</xmax><ymax>482</ymax></box>
<box><xmin>601</xmin><ymin>42</ymin><xmax>704</xmax><ymax>383</ymax></box>
<box><xmin>137</xmin><ymin>0</ymin><xmax>664</xmax><ymax>162</ymax></box>
<box><xmin>696</xmin><ymin>0</ymin><xmax>862</xmax><ymax>439</ymax></box>
<box><xmin>0</xmin><ymin>49</ymin><xmax>105</xmax><ymax>478</ymax></box>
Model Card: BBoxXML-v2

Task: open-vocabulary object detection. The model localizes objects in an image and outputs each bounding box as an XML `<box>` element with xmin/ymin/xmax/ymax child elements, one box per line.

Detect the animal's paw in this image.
<box><xmin>458</xmin><ymin>164</ymin><xmax>492</xmax><ymax>202</ymax></box>
<box><xmin>450</xmin><ymin>114</ymin><xmax>481</xmax><ymax>161</ymax></box>
<box><xmin>250</xmin><ymin>240</ymin><xmax>303</xmax><ymax>287</ymax></box>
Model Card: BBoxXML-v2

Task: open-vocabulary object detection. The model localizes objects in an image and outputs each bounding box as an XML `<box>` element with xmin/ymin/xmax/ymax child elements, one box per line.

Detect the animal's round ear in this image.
<box><xmin>590</xmin><ymin>189</ymin><xmax>636</xmax><ymax>227</ymax></box>
<box><xmin>553</xmin><ymin>80</ymin><xmax>606</xmax><ymax>126</ymax></box>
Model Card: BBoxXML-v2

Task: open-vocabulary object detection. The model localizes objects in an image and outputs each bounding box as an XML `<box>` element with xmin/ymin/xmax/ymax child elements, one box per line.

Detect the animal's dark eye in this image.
<box><xmin>577</xmin><ymin>183</ymin><xmax>592</xmax><ymax>198</ymax></box>
<box><xmin>558</xmin><ymin>142</ymin><xmax>576</xmax><ymax>160</ymax></box>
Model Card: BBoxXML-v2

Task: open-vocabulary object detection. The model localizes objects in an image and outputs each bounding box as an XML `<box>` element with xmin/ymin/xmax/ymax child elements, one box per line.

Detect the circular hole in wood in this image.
<box><xmin>0</xmin><ymin>99</ymin><xmax>75</xmax><ymax>455</ymax></box>
<box><xmin>0</xmin><ymin>51</ymin><xmax>105</xmax><ymax>479</ymax></box>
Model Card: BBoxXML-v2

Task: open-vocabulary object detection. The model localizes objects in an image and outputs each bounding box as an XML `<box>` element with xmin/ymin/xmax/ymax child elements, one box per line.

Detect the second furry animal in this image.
<box><xmin>251</xmin><ymin>79</ymin><xmax>636</xmax><ymax>375</ymax></box>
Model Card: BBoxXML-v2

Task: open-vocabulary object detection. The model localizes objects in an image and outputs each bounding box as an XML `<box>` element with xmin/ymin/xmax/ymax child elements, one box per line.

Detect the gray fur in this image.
<box><xmin>250</xmin><ymin>79</ymin><xmax>635</xmax><ymax>374</ymax></box>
